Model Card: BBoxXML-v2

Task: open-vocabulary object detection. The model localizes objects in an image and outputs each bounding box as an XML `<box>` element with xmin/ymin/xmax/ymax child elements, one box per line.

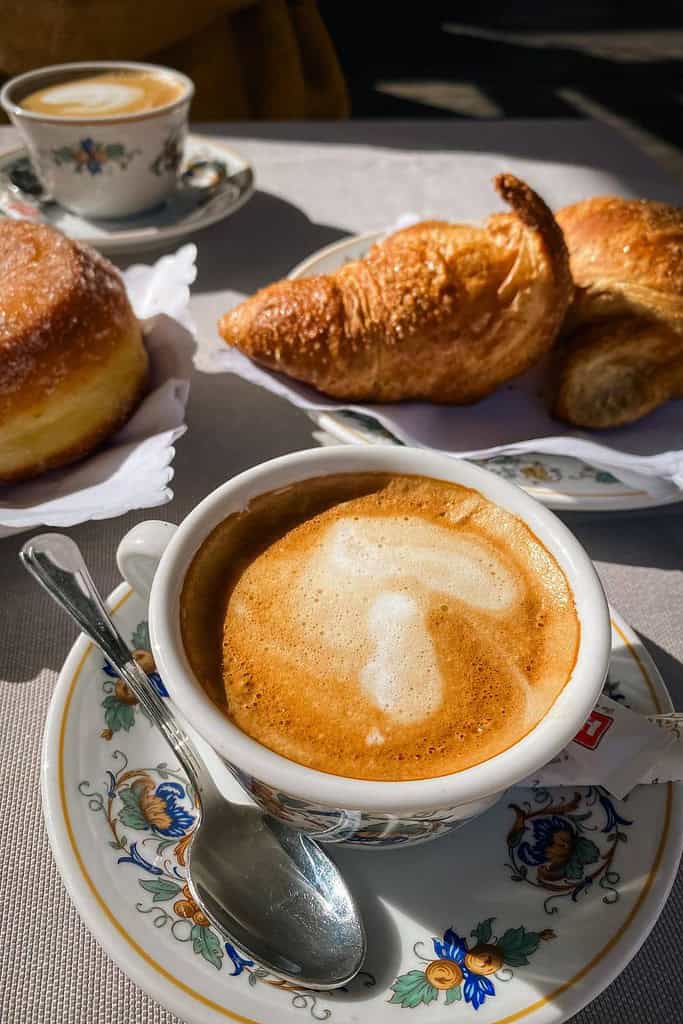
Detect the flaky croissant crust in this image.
<box><xmin>219</xmin><ymin>174</ymin><xmax>572</xmax><ymax>403</ymax></box>
<box><xmin>557</xmin><ymin>196</ymin><xmax>683</xmax><ymax>331</ymax></box>
<box><xmin>553</xmin><ymin>197</ymin><xmax>683</xmax><ymax>428</ymax></box>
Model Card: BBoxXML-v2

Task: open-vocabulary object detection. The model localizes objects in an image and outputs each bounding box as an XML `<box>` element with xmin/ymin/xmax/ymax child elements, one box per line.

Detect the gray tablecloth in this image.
<box><xmin>1</xmin><ymin>120</ymin><xmax>681</xmax><ymax>1024</ymax></box>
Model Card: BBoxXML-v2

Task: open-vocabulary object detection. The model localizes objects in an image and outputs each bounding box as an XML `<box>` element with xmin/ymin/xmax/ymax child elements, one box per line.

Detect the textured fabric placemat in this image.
<box><xmin>1</xmin><ymin>120</ymin><xmax>682</xmax><ymax>1024</ymax></box>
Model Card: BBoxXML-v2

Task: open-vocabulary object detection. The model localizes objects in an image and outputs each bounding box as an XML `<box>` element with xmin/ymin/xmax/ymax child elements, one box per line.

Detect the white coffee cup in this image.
<box><xmin>117</xmin><ymin>446</ymin><xmax>611</xmax><ymax>849</ymax></box>
<box><xmin>1</xmin><ymin>61</ymin><xmax>194</xmax><ymax>218</ymax></box>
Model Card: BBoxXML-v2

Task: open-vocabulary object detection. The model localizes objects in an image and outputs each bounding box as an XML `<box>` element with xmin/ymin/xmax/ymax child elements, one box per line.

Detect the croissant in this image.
<box><xmin>219</xmin><ymin>174</ymin><xmax>572</xmax><ymax>403</ymax></box>
<box><xmin>553</xmin><ymin>197</ymin><xmax>683</xmax><ymax>428</ymax></box>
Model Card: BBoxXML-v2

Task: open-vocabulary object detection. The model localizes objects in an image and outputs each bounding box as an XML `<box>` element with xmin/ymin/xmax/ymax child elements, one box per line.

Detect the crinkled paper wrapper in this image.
<box><xmin>0</xmin><ymin>244</ymin><xmax>197</xmax><ymax>536</ymax></box>
<box><xmin>523</xmin><ymin>696</ymin><xmax>681</xmax><ymax>798</ymax></box>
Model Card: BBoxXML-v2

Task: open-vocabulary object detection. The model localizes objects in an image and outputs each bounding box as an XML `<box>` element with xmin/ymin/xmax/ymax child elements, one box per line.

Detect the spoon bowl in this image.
<box><xmin>188</xmin><ymin>802</ymin><xmax>365</xmax><ymax>988</ymax></box>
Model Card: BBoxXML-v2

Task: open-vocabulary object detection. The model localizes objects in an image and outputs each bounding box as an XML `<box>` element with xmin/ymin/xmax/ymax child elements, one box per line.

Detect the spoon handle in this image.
<box><xmin>21</xmin><ymin>533</ymin><xmax>206</xmax><ymax>793</ymax></box>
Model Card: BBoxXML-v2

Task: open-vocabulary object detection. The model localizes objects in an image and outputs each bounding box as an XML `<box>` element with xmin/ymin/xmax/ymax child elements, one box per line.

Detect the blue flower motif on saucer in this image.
<box><xmin>103</xmin><ymin>658</ymin><xmax>168</xmax><ymax>698</ymax></box>
<box><xmin>81</xmin><ymin>138</ymin><xmax>103</xmax><ymax>174</ymax></box>
<box><xmin>390</xmin><ymin>918</ymin><xmax>555</xmax><ymax>1010</ymax></box>
<box><xmin>118</xmin><ymin>777</ymin><xmax>195</xmax><ymax>838</ymax></box>
<box><xmin>433</xmin><ymin>928</ymin><xmax>494</xmax><ymax>1010</ymax></box>
<box><xmin>507</xmin><ymin>787</ymin><xmax>633</xmax><ymax>912</ymax></box>
<box><xmin>52</xmin><ymin>138</ymin><xmax>140</xmax><ymax>175</ymax></box>
<box><xmin>517</xmin><ymin>815</ymin><xmax>590</xmax><ymax>880</ymax></box>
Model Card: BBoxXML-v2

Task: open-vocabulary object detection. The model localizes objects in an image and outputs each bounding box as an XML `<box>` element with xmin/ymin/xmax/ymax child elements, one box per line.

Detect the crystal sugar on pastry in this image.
<box><xmin>0</xmin><ymin>221</ymin><xmax>148</xmax><ymax>483</ymax></box>
<box><xmin>181</xmin><ymin>472</ymin><xmax>579</xmax><ymax>782</ymax></box>
<box><xmin>218</xmin><ymin>174</ymin><xmax>573</xmax><ymax>404</ymax></box>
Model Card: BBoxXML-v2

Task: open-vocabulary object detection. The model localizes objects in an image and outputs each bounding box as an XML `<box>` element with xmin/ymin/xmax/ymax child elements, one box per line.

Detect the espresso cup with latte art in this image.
<box><xmin>1</xmin><ymin>61</ymin><xmax>193</xmax><ymax>218</ymax></box>
<box><xmin>117</xmin><ymin>447</ymin><xmax>611</xmax><ymax>849</ymax></box>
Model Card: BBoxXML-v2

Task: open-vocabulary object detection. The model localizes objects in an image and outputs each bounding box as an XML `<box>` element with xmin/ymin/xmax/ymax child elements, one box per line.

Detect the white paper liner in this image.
<box><xmin>0</xmin><ymin>244</ymin><xmax>197</xmax><ymax>534</ymax></box>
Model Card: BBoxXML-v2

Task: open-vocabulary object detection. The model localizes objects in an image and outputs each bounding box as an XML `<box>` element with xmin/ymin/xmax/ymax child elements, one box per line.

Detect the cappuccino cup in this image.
<box><xmin>117</xmin><ymin>447</ymin><xmax>611</xmax><ymax>849</ymax></box>
<box><xmin>1</xmin><ymin>61</ymin><xmax>193</xmax><ymax>218</ymax></box>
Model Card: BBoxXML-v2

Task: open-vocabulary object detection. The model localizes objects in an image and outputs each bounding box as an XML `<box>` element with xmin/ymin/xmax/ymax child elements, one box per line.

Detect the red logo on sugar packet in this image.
<box><xmin>573</xmin><ymin>709</ymin><xmax>614</xmax><ymax>750</ymax></box>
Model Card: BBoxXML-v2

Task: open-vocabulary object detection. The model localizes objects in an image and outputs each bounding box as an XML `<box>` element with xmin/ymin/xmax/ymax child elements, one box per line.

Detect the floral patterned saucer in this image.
<box><xmin>42</xmin><ymin>583</ymin><xmax>682</xmax><ymax>1024</ymax></box>
<box><xmin>0</xmin><ymin>134</ymin><xmax>253</xmax><ymax>254</ymax></box>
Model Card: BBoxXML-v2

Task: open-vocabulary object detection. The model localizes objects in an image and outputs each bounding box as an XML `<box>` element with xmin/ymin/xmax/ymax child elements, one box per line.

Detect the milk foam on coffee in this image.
<box><xmin>181</xmin><ymin>474</ymin><xmax>579</xmax><ymax>782</ymax></box>
<box><xmin>21</xmin><ymin>71</ymin><xmax>183</xmax><ymax>117</ymax></box>
<box><xmin>299</xmin><ymin>516</ymin><xmax>520</xmax><ymax>723</ymax></box>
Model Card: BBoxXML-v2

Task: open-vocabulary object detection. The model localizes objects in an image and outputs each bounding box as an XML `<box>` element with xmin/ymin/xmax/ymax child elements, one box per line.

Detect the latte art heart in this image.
<box><xmin>36</xmin><ymin>82</ymin><xmax>144</xmax><ymax>114</ymax></box>
<box><xmin>361</xmin><ymin>590</ymin><xmax>443</xmax><ymax>722</ymax></box>
<box><xmin>21</xmin><ymin>70</ymin><xmax>185</xmax><ymax>118</ymax></box>
<box><xmin>302</xmin><ymin>516</ymin><xmax>525</xmax><ymax>724</ymax></box>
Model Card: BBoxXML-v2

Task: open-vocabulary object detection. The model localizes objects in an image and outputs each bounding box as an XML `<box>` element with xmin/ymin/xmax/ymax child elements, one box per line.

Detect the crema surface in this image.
<box><xmin>181</xmin><ymin>474</ymin><xmax>579</xmax><ymax>781</ymax></box>
<box><xmin>21</xmin><ymin>71</ymin><xmax>184</xmax><ymax>117</ymax></box>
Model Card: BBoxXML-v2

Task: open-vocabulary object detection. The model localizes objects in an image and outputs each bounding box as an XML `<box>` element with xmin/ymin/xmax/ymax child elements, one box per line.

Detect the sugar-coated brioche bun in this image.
<box><xmin>0</xmin><ymin>222</ymin><xmax>148</xmax><ymax>482</ymax></box>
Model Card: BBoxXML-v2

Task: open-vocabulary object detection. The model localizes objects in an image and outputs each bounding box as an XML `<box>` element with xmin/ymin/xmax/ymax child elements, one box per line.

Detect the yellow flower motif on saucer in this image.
<box><xmin>174</xmin><ymin>883</ymin><xmax>211</xmax><ymax>927</ymax></box>
<box><xmin>132</xmin><ymin>649</ymin><xmax>155</xmax><ymax>674</ymax></box>
<box><xmin>114</xmin><ymin>679</ymin><xmax>138</xmax><ymax>706</ymax></box>
<box><xmin>425</xmin><ymin>959</ymin><xmax>463</xmax><ymax>989</ymax></box>
<box><xmin>464</xmin><ymin>944</ymin><xmax>504</xmax><ymax>976</ymax></box>
<box><xmin>138</xmin><ymin>781</ymin><xmax>174</xmax><ymax>832</ymax></box>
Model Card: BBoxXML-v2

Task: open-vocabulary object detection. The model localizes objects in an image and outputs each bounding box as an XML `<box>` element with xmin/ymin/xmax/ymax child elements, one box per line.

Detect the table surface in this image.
<box><xmin>1</xmin><ymin>119</ymin><xmax>681</xmax><ymax>1024</ymax></box>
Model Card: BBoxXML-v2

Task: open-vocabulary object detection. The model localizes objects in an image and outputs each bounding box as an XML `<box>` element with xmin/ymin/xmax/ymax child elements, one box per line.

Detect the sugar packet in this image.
<box><xmin>522</xmin><ymin>696</ymin><xmax>679</xmax><ymax>798</ymax></box>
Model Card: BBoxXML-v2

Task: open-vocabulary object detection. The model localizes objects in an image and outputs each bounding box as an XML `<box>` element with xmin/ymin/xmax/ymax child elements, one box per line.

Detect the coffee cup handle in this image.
<box><xmin>116</xmin><ymin>521</ymin><xmax>178</xmax><ymax>599</ymax></box>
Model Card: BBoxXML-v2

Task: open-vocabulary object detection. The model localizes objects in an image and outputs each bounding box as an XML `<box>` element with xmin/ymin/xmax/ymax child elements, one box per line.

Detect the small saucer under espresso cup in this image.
<box><xmin>42</xmin><ymin>576</ymin><xmax>682</xmax><ymax>1023</ymax></box>
<box><xmin>0</xmin><ymin>134</ymin><xmax>254</xmax><ymax>254</ymax></box>
<box><xmin>0</xmin><ymin>60</ymin><xmax>254</xmax><ymax>252</ymax></box>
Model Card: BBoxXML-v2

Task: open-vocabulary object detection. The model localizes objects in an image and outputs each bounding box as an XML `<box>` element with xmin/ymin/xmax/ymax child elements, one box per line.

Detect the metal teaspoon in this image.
<box><xmin>21</xmin><ymin>532</ymin><xmax>366</xmax><ymax>990</ymax></box>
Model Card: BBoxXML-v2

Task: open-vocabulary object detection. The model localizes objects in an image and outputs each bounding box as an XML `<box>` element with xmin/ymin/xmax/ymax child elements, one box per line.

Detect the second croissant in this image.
<box><xmin>219</xmin><ymin>174</ymin><xmax>573</xmax><ymax>403</ymax></box>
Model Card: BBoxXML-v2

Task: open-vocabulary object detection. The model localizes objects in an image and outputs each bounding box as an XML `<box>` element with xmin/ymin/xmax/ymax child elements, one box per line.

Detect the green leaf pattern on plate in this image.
<box><xmin>139</xmin><ymin>879</ymin><xmax>182</xmax><ymax>903</ymax></box>
<box><xmin>191</xmin><ymin>923</ymin><xmax>224</xmax><ymax>971</ymax></box>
